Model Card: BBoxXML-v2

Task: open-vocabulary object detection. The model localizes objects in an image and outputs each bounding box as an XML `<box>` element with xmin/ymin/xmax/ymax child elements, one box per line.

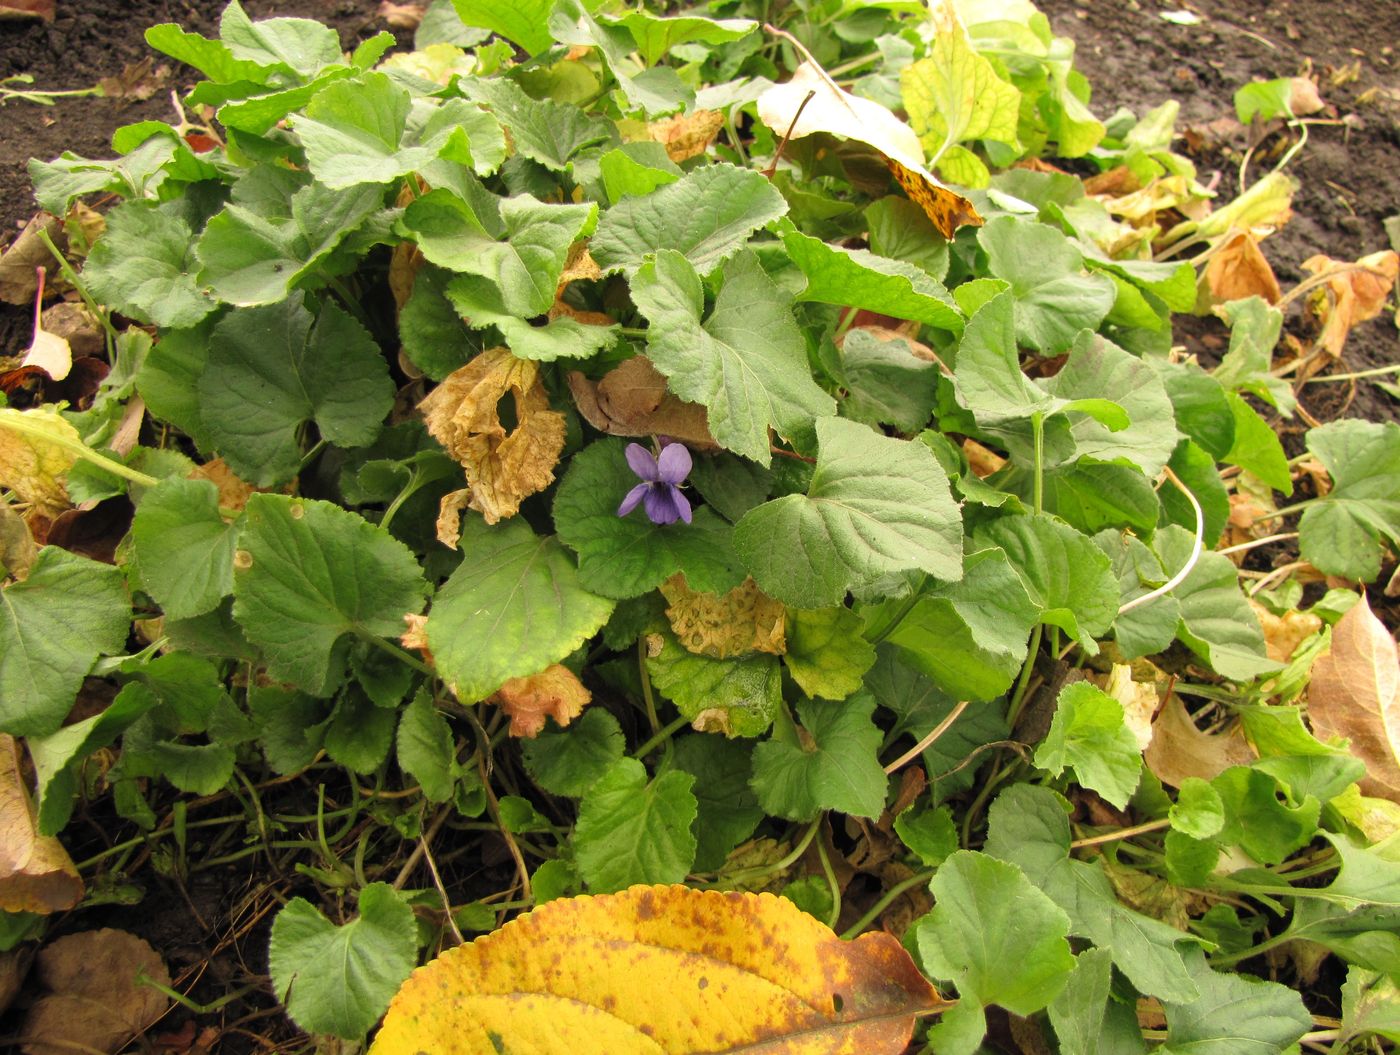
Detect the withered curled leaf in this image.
<box><xmin>420</xmin><ymin>347</ymin><xmax>566</xmax><ymax>525</ymax></box>
<box><xmin>567</xmin><ymin>356</ymin><xmax>717</xmax><ymax>449</ymax></box>
<box><xmin>493</xmin><ymin>663</ymin><xmax>591</xmax><ymax>738</ymax></box>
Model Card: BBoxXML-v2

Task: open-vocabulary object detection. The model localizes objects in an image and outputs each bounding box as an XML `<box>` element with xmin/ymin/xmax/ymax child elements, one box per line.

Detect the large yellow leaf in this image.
<box><xmin>1309</xmin><ymin>595</ymin><xmax>1400</xmax><ymax>803</ymax></box>
<box><xmin>371</xmin><ymin>885</ymin><xmax>947</xmax><ymax>1055</ymax></box>
<box><xmin>419</xmin><ymin>347</ymin><xmax>566</xmax><ymax>527</ymax></box>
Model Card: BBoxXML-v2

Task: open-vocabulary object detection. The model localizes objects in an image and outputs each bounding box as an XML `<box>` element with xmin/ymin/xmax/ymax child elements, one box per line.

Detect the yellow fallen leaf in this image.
<box><xmin>1301</xmin><ymin>249</ymin><xmax>1399</xmax><ymax>360</ymax></box>
<box><xmin>756</xmin><ymin>45</ymin><xmax>979</xmax><ymax>239</ymax></box>
<box><xmin>1308</xmin><ymin>595</ymin><xmax>1400</xmax><ymax>803</ymax></box>
<box><xmin>419</xmin><ymin>348</ymin><xmax>566</xmax><ymax>525</ymax></box>
<box><xmin>1143</xmin><ymin>694</ymin><xmax>1255</xmax><ymax>788</ymax></box>
<box><xmin>0</xmin><ymin>735</ymin><xmax>81</xmax><ymax>914</ymax></box>
<box><xmin>1104</xmin><ymin>665</ymin><xmax>1157</xmax><ymax>752</ymax></box>
<box><xmin>0</xmin><ymin>406</ymin><xmax>79</xmax><ymax>519</ymax></box>
<box><xmin>371</xmin><ymin>885</ymin><xmax>948</xmax><ymax>1055</ymax></box>
<box><xmin>492</xmin><ymin>663</ymin><xmax>591</xmax><ymax>738</ymax></box>
<box><xmin>660</xmin><ymin>574</ymin><xmax>787</xmax><ymax>659</ymax></box>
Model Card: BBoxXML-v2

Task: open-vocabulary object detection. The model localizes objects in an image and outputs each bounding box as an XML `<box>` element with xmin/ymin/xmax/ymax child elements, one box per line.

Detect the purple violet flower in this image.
<box><xmin>617</xmin><ymin>442</ymin><xmax>692</xmax><ymax>525</ymax></box>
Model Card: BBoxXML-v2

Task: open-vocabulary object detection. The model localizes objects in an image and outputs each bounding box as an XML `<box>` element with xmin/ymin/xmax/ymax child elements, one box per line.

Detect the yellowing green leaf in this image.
<box><xmin>901</xmin><ymin>29</ymin><xmax>1019</xmax><ymax>162</ymax></box>
<box><xmin>371</xmin><ymin>885</ymin><xmax>948</xmax><ymax>1055</ymax></box>
<box><xmin>0</xmin><ymin>406</ymin><xmax>79</xmax><ymax>519</ymax></box>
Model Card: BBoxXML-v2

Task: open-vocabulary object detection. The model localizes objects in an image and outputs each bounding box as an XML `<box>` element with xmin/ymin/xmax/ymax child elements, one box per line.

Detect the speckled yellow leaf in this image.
<box><xmin>419</xmin><ymin>348</ymin><xmax>566</xmax><ymax>525</ymax></box>
<box><xmin>659</xmin><ymin>574</ymin><xmax>786</xmax><ymax>659</ymax></box>
<box><xmin>0</xmin><ymin>406</ymin><xmax>78</xmax><ymax>518</ymax></box>
<box><xmin>371</xmin><ymin>885</ymin><xmax>947</xmax><ymax>1055</ymax></box>
<box><xmin>646</xmin><ymin>110</ymin><xmax>724</xmax><ymax>163</ymax></box>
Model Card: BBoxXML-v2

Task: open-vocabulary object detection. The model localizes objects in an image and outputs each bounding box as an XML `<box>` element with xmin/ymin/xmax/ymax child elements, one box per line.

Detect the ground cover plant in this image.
<box><xmin>0</xmin><ymin>0</ymin><xmax>1399</xmax><ymax>1051</ymax></box>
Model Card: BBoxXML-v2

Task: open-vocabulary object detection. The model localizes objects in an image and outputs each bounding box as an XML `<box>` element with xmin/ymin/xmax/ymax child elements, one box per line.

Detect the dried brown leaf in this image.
<box><xmin>659</xmin><ymin>574</ymin><xmax>787</xmax><ymax>659</ymax></box>
<box><xmin>1308</xmin><ymin>595</ymin><xmax>1400</xmax><ymax>802</ymax></box>
<box><xmin>1302</xmin><ymin>249</ymin><xmax>1400</xmax><ymax>360</ymax></box>
<box><xmin>567</xmin><ymin>356</ymin><xmax>717</xmax><ymax>450</ymax></box>
<box><xmin>21</xmin><ymin>929</ymin><xmax>170</xmax><ymax>1055</ymax></box>
<box><xmin>379</xmin><ymin>1</ymin><xmax>426</xmax><ymax>29</ymax></box>
<box><xmin>0</xmin><ymin>215</ymin><xmax>59</xmax><ymax>306</ymax></box>
<box><xmin>1143</xmin><ymin>694</ymin><xmax>1255</xmax><ymax>788</ymax></box>
<box><xmin>419</xmin><ymin>348</ymin><xmax>565</xmax><ymax>524</ymax></box>
<box><xmin>493</xmin><ymin>664</ymin><xmax>591</xmax><ymax>738</ymax></box>
<box><xmin>1202</xmin><ymin>229</ymin><xmax>1282</xmax><ymax>308</ymax></box>
<box><xmin>0</xmin><ymin>735</ymin><xmax>80</xmax><ymax>914</ymax></box>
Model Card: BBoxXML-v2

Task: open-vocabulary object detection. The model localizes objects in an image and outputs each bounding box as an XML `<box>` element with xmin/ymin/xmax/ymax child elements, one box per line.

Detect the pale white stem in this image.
<box><xmin>1119</xmin><ymin>466</ymin><xmax>1204</xmax><ymax>614</ymax></box>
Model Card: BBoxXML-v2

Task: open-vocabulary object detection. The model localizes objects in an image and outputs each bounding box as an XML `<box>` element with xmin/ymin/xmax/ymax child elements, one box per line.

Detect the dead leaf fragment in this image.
<box><xmin>21</xmin><ymin>928</ymin><xmax>171</xmax><ymax>1055</ymax></box>
<box><xmin>1104</xmin><ymin>665</ymin><xmax>1157</xmax><ymax>752</ymax></box>
<box><xmin>1308</xmin><ymin>595</ymin><xmax>1400</xmax><ymax>802</ymax></box>
<box><xmin>492</xmin><ymin>664</ymin><xmax>591</xmax><ymax>738</ymax></box>
<box><xmin>0</xmin><ymin>735</ymin><xmax>81</xmax><ymax>914</ymax></box>
<box><xmin>371</xmin><ymin>885</ymin><xmax>947</xmax><ymax>1055</ymax></box>
<box><xmin>1287</xmin><ymin>76</ymin><xmax>1325</xmax><ymax>116</ymax></box>
<box><xmin>378</xmin><ymin>1</ymin><xmax>426</xmax><ymax>29</ymax></box>
<box><xmin>0</xmin><ymin>215</ymin><xmax>60</xmax><ymax>306</ymax></box>
<box><xmin>1202</xmin><ymin>230</ymin><xmax>1282</xmax><ymax>308</ymax></box>
<box><xmin>660</xmin><ymin>574</ymin><xmax>787</xmax><ymax>659</ymax></box>
<box><xmin>40</xmin><ymin>302</ymin><xmax>102</xmax><ymax>361</ymax></box>
<box><xmin>0</xmin><ymin>406</ymin><xmax>79</xmax><ymax>518</ymax></box>
<box><xmin>756</xmin><ymin>56</ymin><xmax>980</xmax><ymax>238</ymax></box>
<box><xmin>435</xmin><ymin>487</ymin><xmax>472</xmax><ymax>549</ymax></box>
<box><xmin>1301</xmin><ymin>249</ymin><xmax>1400</xmax><ymax>360</ymax></box>
<box><xmin>567</xmin><ymin>356</ymin><xmax>718</xmax><ymax>449</ymax></box>
<box><xmin>0</xmin><ymin>0</ymin><xmax>53</xmax><ymax>22</ymax></box>
<box><xmin>190</xmin><ymin>458</ymin><xmax>257</xmax><ymax>512</ymax></box>
<box><xmin>646</xmin><ymin>110</ymin><xmax>724</xmax><ymax>163</ymax></box>
<box><xmin>419</xmin><ymin>348</ymin><xmax>566</xmax><ymax>524</ymax></box>
<box><xmin>1250</xmin><ymin>601</ymin><xmax>1322</xmax><ymax>663</ymax></box>
<box><xmin>1143</xmin><ymin>694</ymin><xmax>1255</xmax><ymax>787</ymax></box>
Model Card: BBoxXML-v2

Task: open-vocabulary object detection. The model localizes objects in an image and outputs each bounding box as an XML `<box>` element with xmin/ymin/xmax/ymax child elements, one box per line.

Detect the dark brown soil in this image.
<box><xmin>1040</xmin><ymin>0</ymin><xmax>1400</xmax><ymax>426</ymax></box>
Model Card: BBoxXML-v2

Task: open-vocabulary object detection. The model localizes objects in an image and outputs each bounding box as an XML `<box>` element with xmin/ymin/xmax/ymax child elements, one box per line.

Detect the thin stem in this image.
<box><xmin>1119</xmin><ymin>466</ymin><xmax>1203</xmax><ymax>614</ymax></box>
<box><xmin>632</xmin><ymin>714</ymin><xmax>688</xmax><ymax>760</ymax></box>
<box><xmin>719</xmin><ymin>818</ymin><xmax>820</xmax><ymax>884</ymax></box>
<box><xmin>815</xmin><ymin>835</ymin><xmax>841</xmax><ymax>930</ymax></box>
<box><xmin>1305</xmin><ymin>362</ymin><xmax>1400</xmax><ymax>384</ymax></box>
<box><xmin>1031</xmin><ymin>411</ymin><xmax>1044</xmax><ymax>515</ymax></box>
<box><xmin>1216</xmin><ymin>531</ymin><xmax>1298</xmax><ymax>557</ymax></box>
<box><xmin>36</xmin><ymin>227</ymin><xmax>118</xmax><ymax>347</ymax></box>
<box><xmin>361</xmin><ymin>632</ymin><xmax>435</xmax><ymax>676</ymax></box>
<box><xmin>637</xmin><ymin>638</ymin><xmax>660</xmax><ymax>735</ymax></box>
<box><xmin>1005</xmin><ymin>624</ymin><xmax>1043</xmax><ymax>731</ymax></box>
<box><xmin>1210</xmin><ymin>930</ymin><xmax>1293</xmax><ymax>968</ymax></box>
<box><xmin>883</xmin><ymin>700</ymin><xmax>970</xmax><ymax>775</ymax></box>
<box><xmin>1071</xmin><ymin>818</ymin><xmax>1170</xmax><ymax>849</ymax></box>
<box><xmin>839</xmin><ymin>869</ymin><xmax>936</xmax><ymax>940</ymax></box>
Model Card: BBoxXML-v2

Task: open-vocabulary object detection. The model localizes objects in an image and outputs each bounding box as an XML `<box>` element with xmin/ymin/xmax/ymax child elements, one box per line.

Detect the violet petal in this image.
<box><xmin>672</xmin><ymin>487</ymin><xmax>692</xmax><ymax>524</ymax></box>
<box><xmin>656</xmin><ymin>442</ymin><xmax>692</xmax><ymax>484</ymax></box>
<box><xmin>643</xmin><ymin>484</ymin><xmax>681</xmax><ymax>525</ymax></box>
<box><xmin>617</xmin><ymin>482</ymin><xmax>649</xmax><ymax>517</ymax></box>
<box><xmin>624</xmin><ymin>442</ymin><xmax>660</xmax><ymax>482</ymax></box>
